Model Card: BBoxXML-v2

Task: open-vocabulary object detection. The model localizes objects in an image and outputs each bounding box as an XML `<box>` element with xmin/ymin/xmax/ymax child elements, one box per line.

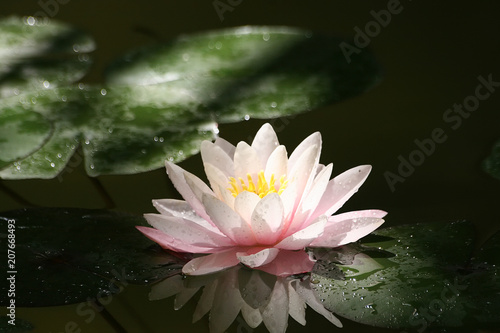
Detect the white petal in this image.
<box><xmin>201</xmin><ymin>140</ymin><xmax>234</xmax><ymax>177</ymax></box>
<box><xmin>183</xmin><ymin>171</ymin><xmax>214</xmax><ymax>204</ymax></box>
<box><xmin>264</xmin><ymin>145</ymin><xmax>288</xmax><ymax>182</ymax></box>
<box><xmin>241</xmin><ymin>302</ymin><xmax>263</xmax><ymax>328</ymax></box>
<box><xmin>149</xmin><ymin>274</ymin><xmax>184</xmax><ymax>300</ymax></box>
<box><xmin>234</xmin><ymin>141</ymin><xmax>263</xmax><ymax>180</ymax></box>
<box><xmin>251</xmin><ymin>193</ymin><xmax>285</xmax><ymax>245</ymax></box>
<box><xmin>152</xmin><ymin>199</ymin><xmax>223</xmax><ymax>235</ymax></box>
<box><xmin>174</xmin><ymin>286</ymin><xmax>200</xmax><ymax>310</ymax></box>
<box><xmin>239</xmin><ymin>268</ymin><xmax>275</xmax><ymax>308</ymax></box>
<box><xmin>311</xmin><ymin>165</ymin><xmax>372</xmax><ymax>219</ymax></box>
<box><xmin>287</xmin><ymin>280</ymin><xmax>306</xmax><ymax>326</ymax></box>
<box><xmin>193</xmin><ymin>280</ymin><xmax>217</xmax><ymax>323</ymax></box>
<box><xmin>202</xmin><ymin>194</ymin><xmax>256</xmax><ymax>246</ymax></box>
<box><xmin>237</xmin><ymin>248</ymin><xmax>280</xmax><ymax>268</ymax></box>
<box><xmin>309</xmin><ymin>210</ymin><xmax>386</xmax><ymax>247</ymax></box>
<box><xmin>209</xmin><ymin>267</ymin><xmax>243</xmax><ymax>333</ymax></box>
<box><xmin>286</xmin><ymin>143</ymin><xmax>322</xmax><ymax>216</ymax></box>
<box><xmin>293</xmin><ymin>278</ymin><xmax>343</xmax><ymax>327</ymax></box>
<box><xmin>182</xmin><ymin>250</ymin><xmax>240</xmax><ymax>275</ymax></box>
<box><xmin>144</xmin><ymin>213</ymin><xmax>234</xmax><ymax>248</ymax></box>
<box><xmin>165</xmin><ymin>161</ymin><xmax>214</xmax><ymax>224</ymax></box>
<box><xmin>214</xmin><ymin>137</ymin><xmax>235</xmax><ymax>158</ymax></box>
<box><xmin>251</xmin><ymin>123</ymin><xmax>280</xmax><ymax>166</ymax></box>
<box><xmin>234</xmin><ymin>191</ymin><xmax>261</xmax><ymax>225</ymax></box>
<box><xmin>288</xmin><ymin>132</ymin><xmax>321</xmax><ymax>171</ymax></box>
<box><xmin>300</xmin><ymin>163</ymin><xmax>333</xmax><ymax>215</ymax></box>
<box><xmin>276</xmin><ymin>216</ymin><xmax>326</xmax><ymax>250</ymax></box>
<box><xmin>137</xmin><ymin>226</ymin><xmax>215</xmax><ymax>253</ymax></box>
<box><xmin>287</xmin><ymin>163</ymin><xmax>333</xmax><ymax>235</ymax></box>
<box><xmin>203</xmin><ymin>163</ymin><xmax>232</xmax><ymax>201</ymax></box>
<box><xmin>261</xmin><ymin>279</ymin><xmax>289</xmax><ymax>333</ymax></box>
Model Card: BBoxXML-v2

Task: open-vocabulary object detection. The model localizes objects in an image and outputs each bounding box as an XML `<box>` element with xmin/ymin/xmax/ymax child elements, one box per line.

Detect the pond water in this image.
<box><xmin>1</xmin><ymin>1</ymin><xmax>499</xmax><ymax>332</ymax></box>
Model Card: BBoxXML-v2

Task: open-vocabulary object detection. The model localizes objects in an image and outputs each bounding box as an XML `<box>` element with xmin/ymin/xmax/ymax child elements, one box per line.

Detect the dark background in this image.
<box><xmin>1</xmin><ymin>1</ymin><xmax>499</xmax><ymax>332</ymax></box>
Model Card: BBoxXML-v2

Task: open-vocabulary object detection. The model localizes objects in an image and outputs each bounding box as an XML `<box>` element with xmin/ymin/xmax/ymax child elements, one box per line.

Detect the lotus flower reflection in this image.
<box><xmin>138</xmin><ymin>123</ymin><xmax>386</xmax><ymax>276</ymax></box>
<box><xmin>150</xmin><ymin>265</ymin><xmax>343</xmax><ymax>333</ymax></box>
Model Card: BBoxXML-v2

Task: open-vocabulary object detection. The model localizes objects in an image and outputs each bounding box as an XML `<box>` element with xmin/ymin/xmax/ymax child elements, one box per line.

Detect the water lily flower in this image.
<box><xmin>138</xmin><ymin>123</ymin><xmax>386</xmax><ymax>277</ymax></box>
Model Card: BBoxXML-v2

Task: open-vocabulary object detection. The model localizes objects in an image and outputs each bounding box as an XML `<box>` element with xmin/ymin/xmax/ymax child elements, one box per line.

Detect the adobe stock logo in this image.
<box><xmin>34</xmin><ymin>0</ymin><xmax>71</xmax><ymax>18</ymax></box>
<box><xmin>384</xmin><ymin>74</ymin><xmax>499</xmax><ymax>192</ymax></box>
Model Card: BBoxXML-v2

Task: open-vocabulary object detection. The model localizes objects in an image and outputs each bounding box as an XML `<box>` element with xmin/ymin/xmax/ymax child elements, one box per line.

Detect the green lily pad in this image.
<box><xmin>0</xmin><ymin>107</ymin><xmax>53</xmax><ymax>168</ymax></box>
<box><xmin>310</xmin><ymin>220</ymin><xmax>500</xmax><ymax>331</ymax></box>
<box><xmin>0</xmin><ymin>21</ymin><xmax>381</xmax><ymax>179</ymax></box>
<box><xmin>105</xmin><ymin>26</ymin><xmax>382</xmax><ymax>122</ymax></box>
<box><xmin>0</xmin><ymin>16</ymin><xmax>94</xmax><ymax>98</ymax></box>
<box><xmin>0</xmin><ymin>208</ymin><xmax>182</xmax><ymax>307</ymax></box>
<box><xmin>483</xmin><ymin>139</ymin><xmax>500</xmax><ymax>180</ymax></box>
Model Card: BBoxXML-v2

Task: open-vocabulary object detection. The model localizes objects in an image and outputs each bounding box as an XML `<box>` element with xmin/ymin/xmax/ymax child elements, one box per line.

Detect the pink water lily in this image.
<box><xmin>138</xmin><ymin>123</ymin><xmax>386</xmax><ymax>276</ymax></box>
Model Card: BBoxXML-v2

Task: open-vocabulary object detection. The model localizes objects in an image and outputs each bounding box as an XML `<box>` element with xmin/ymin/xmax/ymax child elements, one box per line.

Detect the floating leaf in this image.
<box><xmin>0</xmin><ymin>208</ymin><xmax>182</xmax><ymax>307</ymax></box>
<box><xmin>0</xmin><ymin>107</ymin><xmax>52</xmax><ymax>168</ymax></box>
<box><xmin>483</xmin><ymin>139</ymin><xmax>500</xmax><ymax>180</ymax></box>
<box><xmin>0</xmin><ymin>16</ymin><xmax>94</xmax><ymax>98</ymax></box>
<box><xmin>310</xmin><ymin>221</ymin><xmax>500</xmax><ymax>331</ymax></box>
<box><xmin>0</xmin><ymin>21</ymin><xmax>381</xmax><ymax>179</ymax></box>
<box><xmin>105</xmin><ymin>26</ymin><xmax>382</xmax><ymax>122</ymax></box>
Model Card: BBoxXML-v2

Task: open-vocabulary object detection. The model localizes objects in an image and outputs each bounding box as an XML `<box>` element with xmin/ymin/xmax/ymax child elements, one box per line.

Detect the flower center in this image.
<box><xmin>228</xmin><ymin>170</ymin><xmax>288</xmax><ymax>198</ymax></box>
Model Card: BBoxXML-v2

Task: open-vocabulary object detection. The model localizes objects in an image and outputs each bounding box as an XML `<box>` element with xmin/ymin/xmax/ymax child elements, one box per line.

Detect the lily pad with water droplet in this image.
<box><xmin>0</xmin><ymin>107</ymin><xmax>52</xmax><ymax>169</ymax></box>
<box><xmin>0</xmin><ymin>208</ymin><xmax>183</xmax><ymax>307</ymax></box>
<box><xmin>310</xmin><ymin>220</ymin><xmax>500</xmax><ymax>331</ymax></box>
<box><xmin>0</xmin><ymin>21</ymin><xmax>381</xmax><ymax>179</ymax></box>
<box><xmin>105</xmin><ymin>26</ymin><xmax>382</xmax><ymax>122</ymax></box>
<box><xmin>0</xmin><ymin>16</ymin><xmax>95</xmax><ymax>98</ymax></box>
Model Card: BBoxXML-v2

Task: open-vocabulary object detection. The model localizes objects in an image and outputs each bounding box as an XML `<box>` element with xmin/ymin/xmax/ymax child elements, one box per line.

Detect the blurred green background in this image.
<box><xmin>1</xmin><ymin>1</ymin><xmax>499</xmax><ymax>332</ymax></box>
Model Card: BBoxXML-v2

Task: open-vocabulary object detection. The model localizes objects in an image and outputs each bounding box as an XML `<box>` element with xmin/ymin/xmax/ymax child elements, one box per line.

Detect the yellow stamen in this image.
<box><xmin>228</xmin><ymin>170</ymin><xmax>288</xmax><ymax>198</ymax></box>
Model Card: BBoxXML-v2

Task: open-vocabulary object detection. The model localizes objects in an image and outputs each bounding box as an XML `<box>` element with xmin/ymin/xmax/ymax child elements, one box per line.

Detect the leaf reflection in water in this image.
<box><xmin>149</xmin><ymin>265</ymin><xmax>342</xmax><ymax>333</ymax></box>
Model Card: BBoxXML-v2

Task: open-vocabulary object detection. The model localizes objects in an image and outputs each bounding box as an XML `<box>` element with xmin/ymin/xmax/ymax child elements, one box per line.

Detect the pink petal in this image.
<box><xmin>264</xmin><ymin>145</ymin><xmax>288</xmax><ymax>183</ymax></box>
<box><xmin>202</xmin><ymin>194</ymin><xmax>257</xmax><ymax>246</ymax></box>
<box><xmin>309</xmin><ymin>209</ymin><xmax>386</xmax><ymax>247</ymax></box>
<box><xmin>203</xmin><ymin>163</ymin><xmax>234</xmax><ymax>205</ymax></box>
<box><xmin>288</xmin><ymin>132</ymin><xmax>321</xmax><ymax>171</ymax></box>
<box><xmin>201</xmin><ymin>140</ymin><xmax>234</xmax><ymax>177</ymax></box>
<box><xmin>276</xmin><ymin>216</ymin><xmax>326</xmax><ymax>250</ymax></box>
<box><xmin>310</xmin><ymin>165</ymin><xmax>372</xmax><ymax>220</ymax></box>
<box><xmin>237</xmin><ymin>248</ymin><xmax>280</xmax><ymax>268</ymax></box>
<box><xmin>214</xmin><ymin>137</ymin><xmax>235</xmax><ymax>159</ymax></box>
<box><xmin>136</xmin><ymin>226</ymin><xmax>215</xmax><ymax>253</ymax></box>
<box><xmin>287</xmin><ymin>163</ymin><xmax>333</xmax><ymax>235</ymax></box>
<box><xmin>251</xmin><ymin>123</ymin><xmax>280</xmax><ymax>166</ymax></box>
<box><xmin>165</xmin><ymin>161</ymin><xmax>214</xmax><ymax>224</ymax></box>
<box><xmin>251</xmin><ymin>193</ymin><xmax>285</xmax><ymax>245</ymax></box>
<box><xmin>257</xmin><ymin>250</ymin><xmax>316</xmax><ymax>276</ymax></box>
<box><xmin>234</xmin><ymin>141</ymin><xmax>263</xmax><ymax>181</ymax></box>
<box><xmin>234</xmin><ymin>191</ymin><xmax>260</xmax><ymax>225</ymax></box>
<box><xmin>182</xmin><ymin>250</ymin><xmax>240</xmax><ymax>275</ymax></box>
<box><xmin>284</xmin><ymin>143</ymin><xmax>322</xmax><ymax>232</ymax></box>
<box><xmin>144</xmin><ymin>213</ymin><xmax>234</xmax><ymax>248</ymax></box>
<box><xmin>152</xmin><ymin>199</ymin><xmax>223</xmax><ymax>235</ymax></box>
